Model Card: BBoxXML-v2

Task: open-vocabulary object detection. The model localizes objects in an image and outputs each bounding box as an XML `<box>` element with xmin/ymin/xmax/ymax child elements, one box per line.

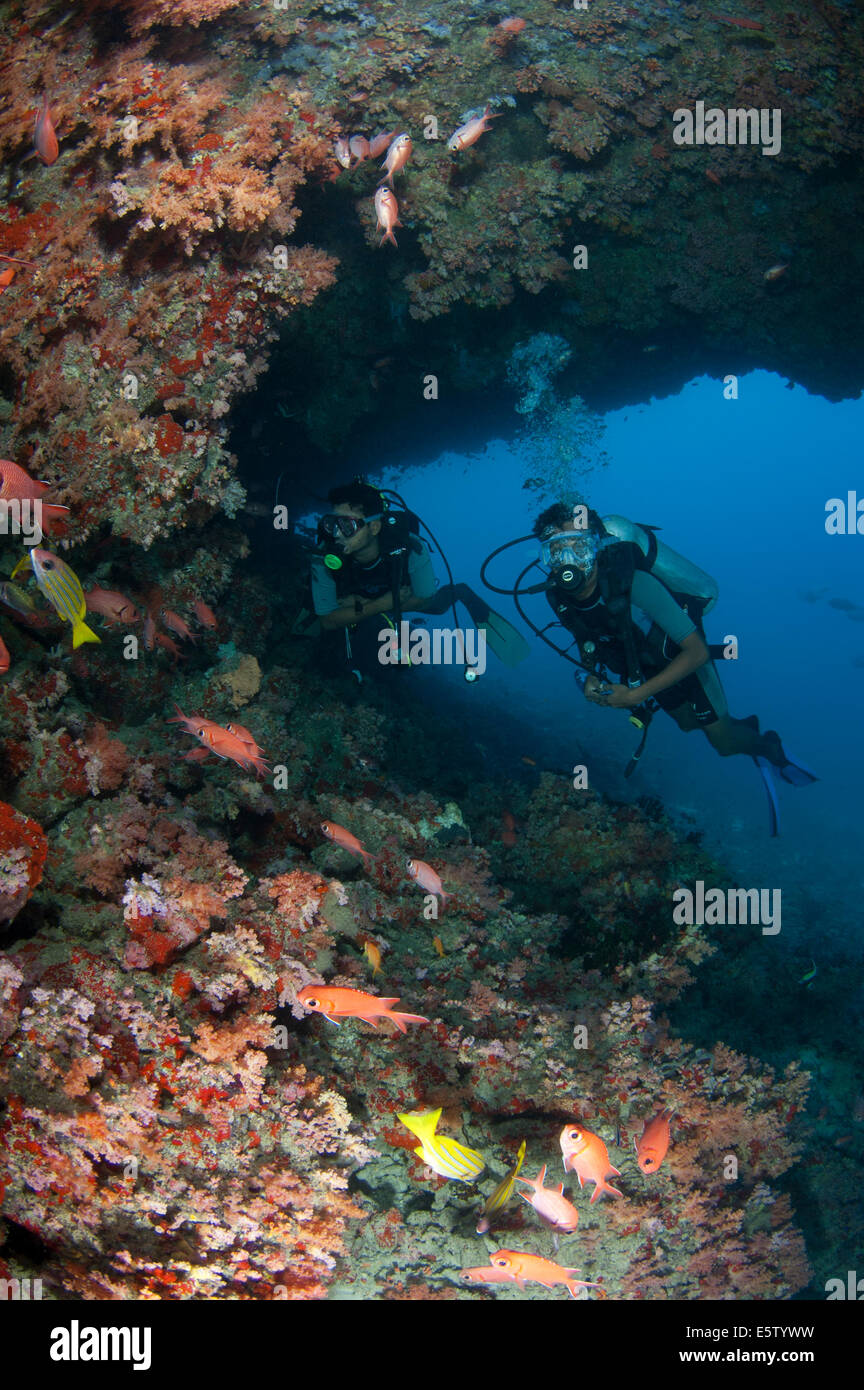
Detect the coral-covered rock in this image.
<box><xmin>0</xmin><ymin>801</ymin><xmax>47</xmax><ymax>925</ymax></box>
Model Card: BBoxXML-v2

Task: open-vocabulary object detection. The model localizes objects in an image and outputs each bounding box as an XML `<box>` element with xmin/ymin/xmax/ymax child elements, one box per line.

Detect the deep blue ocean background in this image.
<box><xmin>334</xmin><ymin>369</ymin><xmax>864</xmax><ymax>965</ymax></box>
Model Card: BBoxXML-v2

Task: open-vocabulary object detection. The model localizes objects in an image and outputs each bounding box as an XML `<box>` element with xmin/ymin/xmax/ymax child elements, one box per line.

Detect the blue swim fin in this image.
<box><xmin>774</xmin><ymin>753</ymin><xmax>818</xmax><ymax>787</ymax></box>
<box><xmin>753</xmin><ymin>756</ymin><xmax>780</xmax><ymax>837</ymax></box>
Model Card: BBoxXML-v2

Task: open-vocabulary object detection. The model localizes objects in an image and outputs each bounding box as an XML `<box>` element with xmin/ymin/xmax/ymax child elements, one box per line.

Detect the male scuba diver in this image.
<box><xmin>481</xmin><ymin>501</ymin><xmax>816</xmax><ymax>833</ymax></box>
<box><xmin>308</xmin><ymin>480</ymin><xmax>529</xmax><ymax>681</ymax></box>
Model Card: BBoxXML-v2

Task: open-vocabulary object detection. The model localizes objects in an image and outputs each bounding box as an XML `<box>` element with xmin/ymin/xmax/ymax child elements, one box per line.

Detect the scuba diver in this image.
<box><xmin>481</xmin><ymin>501</ymin><xmax>816</xmax><ymax>834</ymax></box>
<box><xmin>307</xmin><ymin>480</ymin><xmax>529</xmax><ymax>682</ymax></box>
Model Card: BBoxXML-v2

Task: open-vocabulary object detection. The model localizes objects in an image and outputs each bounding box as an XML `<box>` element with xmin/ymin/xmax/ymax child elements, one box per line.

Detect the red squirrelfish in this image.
<box><xmin>191</xmin><ymin>598</ymin><xmax>218</xmax><ymax>630</ymax></box>
<box><xmin>407</xmin><ymin>858</ymin><xmax>450</xmax><ymax>903</ymax></box>
<box><xmin>635</xmin><ymin>1109</ymin><xmax>672</xmax><ymax>1174</ymax></box>
<box><xmin>559</xmin><ymin>1124</ymin><xmax>623</xmax><ymax>1203</ymax></box>
<box><xmin>86</xmin><ymin>588</ymin><xmax>140</xmax><ymax>626</ymax></box>
<box><xmin>321</xmin><ymin>821</ymin><xmax>376</xmax><ymax>868</ymax></box>
<box><xmin>161</xmin><ymin>608</ymin><xmax>196</xmax><ymax>642</ymax></box>
<box><xmin>0</xmin><ymin>266</ymin><xmax>16</xmax><ymax>293</ymax></box>
<box><xmin>374</xmin><ymin>186</ymin><xmax>401</xmax><ymax>248</ymax></box>
<box><xmin>224</xmin><ymin>721</ymin><xmax>265</xmax><ymax>757</ymax></box>
<box><xmin>379</xmin><ymin>133</ymin><xmax>412</xmax><ymax>187</ymax></box>
<box><xmin>143</xmin><ymin>613</ymin><xmax>156</xmax><ymax>650</ymax></box>
<box><xmin>34</xmin><ymin>93</ymin><xmax>59</xmax><ymax>165</ymax></box>
<box><xmin>0</xmin><ymin>634</ymin><xmax>9</xmax><ymax>674</ymax></box>
<box><xmin>447</xmin><ymin>106</ymin><xmax>500</xmax><ymax>152</ymax></box>
<box><xmin>168</xmin><ymin>704</ymin><xmax>268</xmax><ymax>776</ymax></box>
<box><xmin>461</xmin><ymin>1264</ymin><xmax>518</xmax><ymax>1286</ymax></box>
<box><xmin>296</xmin><ymin>984</ymin><xmax>428</xmax><ymax>1033</ymax></box>
<box><xmin>0</xmin><ymin>458</ymin><xmax>70</xmax><ymax>537</ymax></box>
<box><xmin>517</xmin><ymin>1164</ymin><xmax>580</xmax><ymax>1232</ymax></box>
<box><xmin>486</xmin><ymin>1249</ymin><xmax>601</xmax><ymax>1298</ymax></box>
<box><xmin>368</xmin><ymin>129</ymin><xmax>398</xmax><ymax>158</ymax></box>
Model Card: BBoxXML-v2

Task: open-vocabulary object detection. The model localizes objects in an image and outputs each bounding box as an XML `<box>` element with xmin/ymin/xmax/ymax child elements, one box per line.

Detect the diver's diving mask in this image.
<box><xmin>538</xmin><ymin>529</ymin><xmax>598</xmax><ymax>586</ymax></box>
<box><xmin>317</xmin><ymin>512</ymin><xmax>381</xmax><ymax>545</ymax></box>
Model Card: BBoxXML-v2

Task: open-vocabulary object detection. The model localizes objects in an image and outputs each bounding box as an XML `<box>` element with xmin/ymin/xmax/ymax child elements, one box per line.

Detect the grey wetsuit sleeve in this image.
<box><xmin>310</xmin><ymin>560</ymin><xmax>340</xmax><ymax>616</ymax></box>
<box><xmin>407</xmin><ymin>542</ymin><xmax>437</xmax><ymax>600</ymax></box>
<box><xmin>630</xmin><ymin>571</ymin><xmax>697</xmax><ymax>645</ymax></box>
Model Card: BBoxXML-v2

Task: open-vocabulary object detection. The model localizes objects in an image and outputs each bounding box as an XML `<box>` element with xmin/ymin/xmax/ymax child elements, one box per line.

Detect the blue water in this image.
<box><xmin>367</xmin><ymin>370</ymin><xmax>864</xmax><ymax>952</ymax></box>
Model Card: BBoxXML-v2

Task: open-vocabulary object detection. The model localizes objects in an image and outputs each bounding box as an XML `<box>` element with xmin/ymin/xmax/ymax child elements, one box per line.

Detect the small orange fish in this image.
<box><xmin>635</xmin><ymin>1109</ymin><xmax>672</xmax><ymax>1174</ymax></box>
<box><xmin>168</xmin><ymin>704</ymin><xmax>268</xmax><ymax>776</ymax></box>
<box><xmin>764</xmin><ymin>263</ymin><xmax>788</xmax><ymax>281</ymax></box>
<box><xmin>520</xmin><ymin>755</ymin><xmax>536</xmax><ymax>767</ymax></box>
<box><xmin>143</xmin><ymin>613</ymin><xmax>156</xmax><ymax>650</ymax></box>
<box><xmin>517</xmin><ymin>1164</ymin><xmax>579</xmax><ymax>1232</ymax></box>
<box><xmin>321</xmin><ymin>821</ymin><xmax>376</xmax><ymax>868</ymax></box>
<box><xmin>379</xmin><ymin>133</ymin><xmax>412</xmax><ymax>187</ymax></box>
<box><xmin>34</xmin><ymin>92</ymin><xmax>59</xmax><ymax>165</ymax></box>
<box><xmin>154</xmin><ymin>631</ymin><xmax>183</xmax><ymax>661</ymax></box>
<box><xmin>334</xmin><ymin>137</ymin><xmax>351</xmax><ymax>168</ymax></box>
<box><xmin>191</xmin><ymin>598</ymin><xmax>217</xmax><ymax>630</ymax></box>
<box><xmin>487</xmin><ymin>1249</ymin><xmax>600</xmax><ymax>1299</ymax></box>
<box><xmin>407</xmin><ymin>858</ymin><xmax>450</xmax><ymax>903</ymax></box>
<box><xmin>559</xmin><ymin>1124</ymin><xmax>623</xmax><ymax>1203</ymax></box>
<box><xmin>224</xmin><ymin>721</ymin><xmax>266</xmax><ymax>758</ymax></box>
<box><xmin>432</xmin><ymin>936</ymin><xmax>445</xmax><ymax>958</ymax></box>
<box><xmin>161</xmin><ymin>609</ymin><xmax>196</xmax><ymax>643</ymax></box>
<box><xmin>461</xmin><ymin>1264</ymin><xmax>518</xmax><ymax>1286</ymax></box>
<box><xmin>501</xmin><ymin>811</ymin><xmax>517</xmax><ymax>847</ymax></box>
<box><xmin>0</xmin><ymin>634</ymin><xmax>9</xmax><ymax>674</ymax></box>
<box><xmin>86</xmin><ymin>587</ymin><xmax>139</xmax><ymax>625</ymax></box>
<box><xmin>0</xmin><ymin>266</ymin><xmax>16</xmax><ymax>293</ymax></box>
<box><xmin>705</xmin><ymin>168</ymin><xmax>722</xmax><ymax>185</ymax></box>
<box><xmin>374</xmin><ymin>186</ymin><xmax>401</xmax><ymax>248</ymax></box>
<box><xmin>296</xmin><ymin>984</ymin><xmax>428</xmax><ymax>1033</ymax></box>
<box><xmin>361</xmin><ymin>938</ymin><xmax>382</xmax><ymax>976</ymax></box>
<box><xmin>0</xmin><ymin>458</ymin><xmax>70</xmax><ymax>537</ymax></box>
<box><xmin>368</xmin><ymin>129</ymin><xmax>398</xmax><ymax>158</ymax></box>
<box><xmin>447</xmin><ymin>106</ymin><xmax>500</xmax><ymax>153</ymax></box>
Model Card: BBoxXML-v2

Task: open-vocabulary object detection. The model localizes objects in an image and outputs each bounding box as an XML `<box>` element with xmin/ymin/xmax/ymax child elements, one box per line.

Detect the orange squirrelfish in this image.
<box><xmin>461</xmin><ymin>1264</ymin><xmax>518</xmax><ymax>1286</ymax></box>
<box><xmin>374</xmin><ymin>186</ymin><xmax>401</xmax><ymax>248</ymax></box>
<box><xmin>0</xmin><ymin>458</ymin><xmax>70</xmax><ymax>537</ymax></box>
<box><xmin>349</xmin><ymin>134</ymin><xmax>370</xmax><ymax>164</ymax></box>
<box><xmin>635</xmin><ymin>1108</ymin><xmax>672</xmax><ymax>1174</ymax></box>
<box><xmin>407</xmin><ymin>858</ymin><xmax>450</xmax><ymax>903</ymax></box>
<box><xmin>296</xmin><ymin>984</ymin><xmax>428</xmax><ymax>1034</ymax></box>
<box><xmin>167</xmin><ymin>704</ymin><xmax>268</xmax><ymax>776</ymax></box>
<box><xmin>321</xmin><ymin>821</ymin><xmax>376</xmax><ymax>868</ymax></box>
<box><xmin>447</xmin><ymin>106</ymin><xmax>500</xmax><ymax>152</ymax></box>
<box><xmin>334</xmin><ymin>137</ymin><xmax>351</xmax><ymax>168</ymax></box>
<box><xmin>379</xmin><ymin>133</ymin><xmax>412</xmax><ymax>187</ymax></box>
<box><xmin>487</xmin><ymin>1249</ymin><xmax>601</xmax><ymax>1299</ymax></box>
<box><xmin>191</xmin><ymin>598</ymin><xmax>217</xmax><ymax>630</ymax></box>
<box><xmin>0</xmin><ymin>266</ymin><xmax>16</xmax><ymax>293</ymax></box>
<box><xmin>86</xmin><ymin>588</ymin><xmax>140</xmax><ymax>626</ymax></box>
<box><xmin>161</xmin><ymin>608</ymin><xmax>197</xmax><ymax>643</ymax></box>
<box><xmin>517</xmin><ymin>1164</ymin><xmax>580</xmax><ymax>1232</ymax></box>
<box><xmin>559</xmin><ymin>1124</ymin><xmax>623</xmax><ymax>1203</ymax></box>
<box><xmin>368</xmin><ymin>128</ymin><xmax>398</xmax><ymax>159</ymax></box>
<box><xmin>0</xmin><ymin>634</ymin><xmax>9</xmax><ymax>674</ymax></box>
<box><xmin>34</xmin><ymin>92</ymin><xmax>59</xmax><ymax>165</ymax></box>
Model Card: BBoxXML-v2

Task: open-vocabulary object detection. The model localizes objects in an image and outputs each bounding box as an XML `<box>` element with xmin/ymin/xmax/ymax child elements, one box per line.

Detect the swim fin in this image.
<box><xmin>478</xmin><ymin>608</ymin><xmax>530</xmax><ymax>667</ymax></box>
<box><xmin>753</xmin><ymin>755</ymin><xmax>780</xmax><ymax>838</ymax></box>
<box><xmin>762</xmin><ymin>731</ymin><xmax>819</xmax><ymax>787</ymax></box>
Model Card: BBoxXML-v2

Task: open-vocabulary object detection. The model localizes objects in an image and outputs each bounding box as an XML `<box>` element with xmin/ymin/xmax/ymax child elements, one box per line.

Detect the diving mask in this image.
<box><xmin>318</xmin><ymin>512</ymin><xmax>381</xmax><ymax>545</ymax></box>
<box><xmin>539</xmin><ymin>529</ymin><xmax>598</xmax><ymax>580</ymax></box>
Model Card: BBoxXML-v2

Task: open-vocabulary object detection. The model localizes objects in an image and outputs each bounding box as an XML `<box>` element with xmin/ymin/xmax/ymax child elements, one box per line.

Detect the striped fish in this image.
<box><xmin>476</xmin><ymin>1139</ymin><xmax>526</xmax><ymax>1233</ymax></box>
<box><xmin>12</xmin><ymin>548</ymin><xmax>100</xmax><ymax>648</ymax></box>
<box><xmin>0</xmin><ymin>581</ymin><xmax>38</xmax><ymax>616</ymax></box>
<box><xmin>397</xmin><ymin>1108</ymin><xmax>485</xmax><ymax>1182</ymax></box>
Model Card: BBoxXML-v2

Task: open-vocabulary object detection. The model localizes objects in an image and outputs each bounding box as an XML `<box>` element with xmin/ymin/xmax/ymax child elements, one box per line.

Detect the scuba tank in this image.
<box><xmin>601</xmin><ymin>515</ymin><xmax>718</xmax><ymax>614</ymax></box>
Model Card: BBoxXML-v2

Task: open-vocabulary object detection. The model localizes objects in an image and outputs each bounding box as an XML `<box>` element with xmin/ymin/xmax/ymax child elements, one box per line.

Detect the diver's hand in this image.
<box><xmin>584</xmin><ymin>677</ymin><xmax>637</xmax><ymax>709</ymax></box>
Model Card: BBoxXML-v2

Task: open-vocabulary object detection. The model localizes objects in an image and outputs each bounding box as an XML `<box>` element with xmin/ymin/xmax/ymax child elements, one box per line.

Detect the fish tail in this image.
<box><xmin>590</xmin><ymin>1177</ymin><xmax>623</xmax><ymax>1204</ymax></box>
<box><xmin>379</xmin><ymin>230</ymin><xmax>397</xmax><ymax>248</ymax></box>
<box><xmin>72</xmin><ymin>617</ymin><xmax>101</xmax><ymax>648</ymax></box>
<box><xmin>388</xmin><ymin>1009</ymin><xmax>430</xmax><ymax>1033</ymax></box>
<box><xmin>566</xmin><ymin>1279</ymin><xmax>600</xmax><ymax>1298</ymax></box>
<box><xmin>361</xmin><ymin>848</ymin><xmax>377</xmax><ymax>867</ymax></box>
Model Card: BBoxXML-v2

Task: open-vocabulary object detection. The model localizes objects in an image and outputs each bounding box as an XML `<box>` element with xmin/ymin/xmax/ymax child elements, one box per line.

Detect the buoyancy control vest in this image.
<box><xmin>323</xmin><ymin>509</ymin><xmax>424</xmax><ymax>602</ymax></box>
<box><xmin>550</xmin><ymin>516</ymin><xmax>719</xmax><ymax>685</ymax></box>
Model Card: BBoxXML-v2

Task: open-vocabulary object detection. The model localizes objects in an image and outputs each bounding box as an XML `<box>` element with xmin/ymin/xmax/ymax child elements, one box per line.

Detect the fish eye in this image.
<box><xmin>305</xmin><ymin>997</ymin><xmax>319</xmax><ymax>1009</ymax></box>
<box><xmin>196</xmin><ymin>727</ymin><xmax>206</xmax><ymax>737</ymax></box>
<box><xmin>643</xmin><ymin>1157</ymin><xmax>655</xmax><ymax>1168</ymax></box>
<box><xmin>44</xmin><ymin>559</ymin><xmax>54</xmax><ymax>569</ymax></box>
<box><xmin>492</xmin><ymin>1257</ymin><xmax>509</xmax><ymax>1268</ymax></box>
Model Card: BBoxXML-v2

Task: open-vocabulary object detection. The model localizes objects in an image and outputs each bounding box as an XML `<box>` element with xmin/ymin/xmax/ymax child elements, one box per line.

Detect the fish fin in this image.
<box><xmin>322</xmin><ymin>1012</ymin><xmax>341</xmax><ymax>1027</ymax></box>
<box><xmin>72</xmin><ymin>617</ymin><xmax>101</xmax><ymax>648</ymax></box>
<box><xmin>537</xmin><ymin>1164</ymin><xmax>547</xmax><ymax>1187</ymax></box>
<box><xmin>515</xmin><ymin>1278</ymin><xmax>527</xmax><ymax>1291</ymax></box>
<box><xmin>556</xmin><ymin>1184</ymin><xmax>565</xmax><ymax>1196</ymax></box>
<box><xmin>10</xmin><ymin>553</ymin><xmax>32</xmax><ymax>580</ymax></box>
<box><xmin>389</xmin><ymin>1010</ymin><xmax>429</xmax><ymax>1032</ymax></box>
